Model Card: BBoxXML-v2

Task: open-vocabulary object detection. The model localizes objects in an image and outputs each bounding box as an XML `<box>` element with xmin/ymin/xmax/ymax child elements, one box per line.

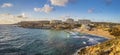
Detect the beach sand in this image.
<box><xmin>72</xmin><ymin>28</ymin><xmax>116</xmax><ymax>55</ymax></box>
<box><xmin>73</xmin><ymin>28</ymin><xmax>115</xmax><ymax>39</ymax></box>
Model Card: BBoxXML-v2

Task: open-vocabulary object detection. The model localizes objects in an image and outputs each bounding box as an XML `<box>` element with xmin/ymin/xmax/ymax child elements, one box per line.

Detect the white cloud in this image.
<box><xmin>34</xmin><ymin>4</ymin><xmax>53</xmax><ymax>13</ymax></box>
<box><xmin>50</xmin><ymin>0</ymin><xmax>69</xmax><ymax>6</ymax></box>
<box><xmin>34</xmin><ymin>8</ymin><xmax>42</xmax><ymax>12</ymax></box>
<box><xmin>21</xmin><ymin>13</ymin><xmax>27</xmax><ymax>17</ymax></box>
<box><xmin>88</xmin><ymin>8</ymin><xmax>95</xmax><ymax>13</ymax></box>
<box><xmin>1</xmin><ymin>3</ymin><xmax>13</xmax><ymax>8</ymax></box>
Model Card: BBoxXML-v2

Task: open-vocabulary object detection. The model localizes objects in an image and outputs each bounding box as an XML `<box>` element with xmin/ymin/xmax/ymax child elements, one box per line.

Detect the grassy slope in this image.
<box><xmin>78</xmin><ymin>37</ymin><xmax>120</xmax><ymax>55</ymax></box>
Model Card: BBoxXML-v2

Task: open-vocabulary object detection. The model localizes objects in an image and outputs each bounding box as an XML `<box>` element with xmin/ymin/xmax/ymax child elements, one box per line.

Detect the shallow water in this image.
<box><xmin>0</xmin><ymin>25</ymin><xmax>107</xmax><ymax>55</ymax></box>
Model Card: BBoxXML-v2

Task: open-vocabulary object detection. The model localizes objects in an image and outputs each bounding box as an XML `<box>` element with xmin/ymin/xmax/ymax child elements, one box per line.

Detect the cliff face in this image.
<box><xmin>78</xmin><ymin>37</ymin><xmax>120</xmax><ymax>55</ymax></box>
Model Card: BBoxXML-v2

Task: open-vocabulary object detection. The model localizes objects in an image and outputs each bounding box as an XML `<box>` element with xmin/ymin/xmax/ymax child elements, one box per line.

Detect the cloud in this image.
<box><xmin>21</xmin><ymin>13</ymin><xmax>27</xmax><ymax>17</ymax></box>
<box><xmin>1</xmin><ymin>3</ymin><xmax>13</xmax><ymax>8</ymax></box>
<box><xmin>88</xmin><ymin>8</ymin><xmax>95</xmax><ymax>13</ymax></box>
<box><xmin>50</xmin><ymin>0</ymin><xmax>69</xmax><ymax>6</ymax></box>
<box><xmin>34</xmin><ymin>4</ymin><xmax>53</xmax><ymax>13</ymax></box>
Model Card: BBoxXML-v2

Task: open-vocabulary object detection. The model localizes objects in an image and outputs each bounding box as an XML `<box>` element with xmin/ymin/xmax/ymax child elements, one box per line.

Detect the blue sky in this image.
<box><xmin>0</xmin><ymin>0</ymin><xmax>120</xmax><ymax>23</ymax></box>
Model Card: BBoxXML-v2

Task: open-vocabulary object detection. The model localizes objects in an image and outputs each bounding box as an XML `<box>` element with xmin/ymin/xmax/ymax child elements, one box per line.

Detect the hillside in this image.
<box><xmin>78</xmin><ymin>37</ymin><xmax>120</xmax><ymax>55</ymax></box>
<box><xmin>78</xmin><ymin>25</ymin><xmax>120</xmax><ymax>55</ymax></box>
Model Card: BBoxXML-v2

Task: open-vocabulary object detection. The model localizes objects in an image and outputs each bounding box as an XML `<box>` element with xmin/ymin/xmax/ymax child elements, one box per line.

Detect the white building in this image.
<box><xmin>50</xmin><ymin>20</ymin><xmax>62</xmax><ymax>24</ymax></box>
<box><xmin>66</xmin><ymin>18</ymin><xmax>74</xmax><ymax>24</ymax></box>
<box><xmin>78</xmin><ymin>19</ymin><xmax>91</xmax><ymax>24</ymax></box>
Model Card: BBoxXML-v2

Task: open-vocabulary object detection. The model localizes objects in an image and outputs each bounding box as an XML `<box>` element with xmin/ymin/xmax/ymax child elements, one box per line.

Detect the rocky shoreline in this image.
<box><xmin>77</xmin><ymin>37</ymin><xmax>120</xmax><ymax>55</ymax></box>
<box><xmin>72</xmin><ymin>30</ymin><xmax>110</xmax><ymax>55</ymax></box>
<box><xmin>73</xmin><ymin>26</ymin><xmax>120</xmax><ymax>55</ymax></box>
<box><xmin>15</xmin><ymin>21</ymin><xmax>120</xmax><ymax>55</ymax></box>
<box><xmin>64</xmin><ymin>30</ymin><xmax>109</xmax><ymax>55</ymax></box>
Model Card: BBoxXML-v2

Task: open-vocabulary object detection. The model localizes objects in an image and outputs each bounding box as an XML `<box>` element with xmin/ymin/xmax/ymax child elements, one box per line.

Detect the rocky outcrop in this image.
<box><xmin>78</xmin><ymin>37</ymin><xmax>120</xmax><ymax>55</ymax></box>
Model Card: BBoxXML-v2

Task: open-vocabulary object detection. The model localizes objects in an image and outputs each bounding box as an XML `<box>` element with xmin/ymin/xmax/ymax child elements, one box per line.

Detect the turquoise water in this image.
<box><xmin>0</xmin><ymin>25</ymin><xmax>107</xmax><ymax>55</ymax></box>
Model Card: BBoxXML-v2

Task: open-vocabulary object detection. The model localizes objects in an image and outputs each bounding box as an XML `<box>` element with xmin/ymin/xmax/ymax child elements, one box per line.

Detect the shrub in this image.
<box><xmin>108</xmin><ymin>27</ymin><xmax>120</xmax><ymax>36</ymax></box>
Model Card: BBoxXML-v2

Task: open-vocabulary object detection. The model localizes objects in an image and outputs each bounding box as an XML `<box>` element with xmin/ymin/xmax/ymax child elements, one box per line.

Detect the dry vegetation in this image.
<box><xmin>78</xmin><ymin>23</ymin><xmax>120</xmax><ymax>55</ymax></box>
<box><xmin>17</xmin><ymin>21</ymin><xmax>81</xmax><ymax>30</ymax></box>
<box><xmin>78</xmin><ymin>37</ymin><xmax>120</xmax><ymax>55</ymax></box>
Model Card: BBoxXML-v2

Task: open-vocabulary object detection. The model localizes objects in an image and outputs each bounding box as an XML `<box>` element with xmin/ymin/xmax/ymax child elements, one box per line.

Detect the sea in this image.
<box><xmin>0</xmin><ymin>25</ymin><xmax>107</xmax><ymax>55</ymax></box>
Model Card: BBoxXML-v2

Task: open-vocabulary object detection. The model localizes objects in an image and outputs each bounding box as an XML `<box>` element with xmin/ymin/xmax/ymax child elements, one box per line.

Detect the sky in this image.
<box><xmin>0</xmin><ymin>0</ymin><xmax>120</xmax><ymax>23</ymax></box>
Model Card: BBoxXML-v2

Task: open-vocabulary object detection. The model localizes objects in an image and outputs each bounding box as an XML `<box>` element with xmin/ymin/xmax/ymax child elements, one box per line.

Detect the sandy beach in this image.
<box><xmin>73</xmin><ymin>28</ymin><xmax>115</xmax><ymax>39</ymax></box>
<box><xmin>73</xmin><ymin>27</ymin><xmax>118</xmax><ymax>55</ymax></box>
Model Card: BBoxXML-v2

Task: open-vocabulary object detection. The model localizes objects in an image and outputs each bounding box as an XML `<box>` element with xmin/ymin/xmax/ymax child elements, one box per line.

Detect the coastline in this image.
<box><xmin>73</xmin><ymin>28</ymin><xmax>115</xmax><ymax>39</ymax></box>
<box><xmin>65</xmin><ymin>29</ymin><xmax>110</xmax><ymax>55</ymax></box>
<box><xmin>72</xmin><ymin>28</ymin><xmax>115</xmax><ymax>55</ymax></box>
<box><xmin>77</xmin><ymin>38</ymin><xmax>120</xmax><ymax>55</ymax></box>
<box><xmin>1</xmin><ymin>25</ymin><xmax>119</xmax><ymax>55</ymax></box>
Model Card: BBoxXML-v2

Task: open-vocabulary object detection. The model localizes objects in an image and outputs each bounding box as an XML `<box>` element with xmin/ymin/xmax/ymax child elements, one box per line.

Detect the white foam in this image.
<box><xmin>83</xmin><ymin>41</ymin><xmax>87</xmax><ymax>44</ymax></box>
<box><xmin>88</xmin><ymin>38</ymin><xmax>98</xmax><ymax>44</ymax></box>
<box><xmin>73</xmin><ymin>36</ymin><xmax>80</xmax><ymax>38</ymax></box>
